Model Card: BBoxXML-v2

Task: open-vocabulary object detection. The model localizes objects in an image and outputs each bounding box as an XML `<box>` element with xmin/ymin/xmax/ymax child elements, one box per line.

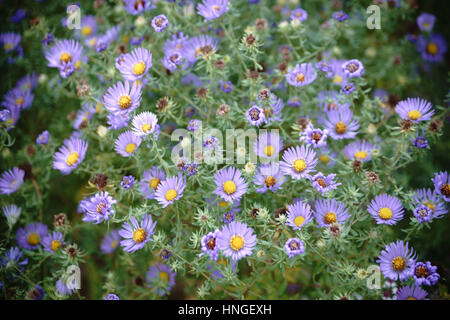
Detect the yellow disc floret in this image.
<box><xmin>51</xmin><ymin>240</ymin><xmax>61</xmax><ymax>251</ymax></box>
<box><xmin>408</xmin><ymin>110</ymin><xmax>422</xmax><ymax>121</ymax></box>
<box><xmin>66</xmin><ymin>152</ymin><xmax>79</xmax><ymax>166</ymax></box>
<box><xmin>378</xmin><ymin>207</ymin><xmax>393</xmax><ymax>220</ymax></box>
<box><xmin>324</xmin><ymin>212</ymin><xmax>337</xmax><ymax>225</ymax></box>
<box><xmin>132</xmin><ymin>62</ymin><xmax>146</xmax><ymax>76</ymax></box>
<box><xmin>28</xmin><ymin>233</ymin><xmax>40</xmax><ymax>246</ymax></box>
<box><xmin>392</xmin><ymin>256</ymin><xmax>406</xmax><ymax>271</ymax></box>
<box><xmin>223</xmin><ymin>181</ymin><xmax>237</xmax><ymax>195</ymax></box>
<box><xmin>118</xmin><ymin>95</ymin><xmax>132</xmax><ymax>110</ymax></box>
<box><xmin>335</xmin><ymin>121</ymin><xmax>347</xmax><ymax>134</ymax></box>
<box><xmin>160</xmin><ymin>272</ymin><xmax>169</xmax><ymax>282</ymax></box>
<box><xmin>141</xmin><ymin>123</ymin><xmax>152</xmax><ymax>133</ymax></box>
<box><xmin>426</xmin><ymin>42</ymin><xmax>438</xmax><ymax>55</ymax></box>
<box><xmin>59</xmin><ymin>52</ymin><xmax>72</xmax><ymax>64</ymax></box>
<box><xmin>230</xmin><ymin>235</ymin><xmax>245</xmax><ymax>251</ymax></box>
<box><xmin>294</xmin><ymin>216</ymin><xmax>305</xmax><ymax>227</ymax></box>
<box><xmin>354</xmin><ymin>151</ymin><xmax>368</xmax><ymax>160</ymax></box>
<box><xmin>264</xmin><ymin>145</ymin><xmax>274</xmax><ymax>157</ymax></box>
<box><xmin>125</xmin><ymin>143</ymin><xmax>136</xmax><ymax>154</ymax></box>
<box><xmin>149</xmin><ymin>177</ymin><xmax>160</xmax><ymax>190</ymax></box>
<box><xmin>132</xmin><ymin>228</ymin><xmax>146</xmax><ymax>243</ymax></box>
<box><xmin>165</xmin><ymin>189</ymin><xmax>177</xmax><ymax>201</ymax></box>
<box><xmin>293</xmin><ymin>159</ymin><xmax>307</xmax><ymax>173</ymax></box>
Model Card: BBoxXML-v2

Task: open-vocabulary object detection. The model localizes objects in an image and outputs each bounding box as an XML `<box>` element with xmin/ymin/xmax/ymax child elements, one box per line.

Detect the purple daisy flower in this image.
<box><xmin>95</xmin><ymin>25</ymin><xmax>122</xmax><ymax>52</ymax></box>
<box><xmin>286</xmin><ymin>200</ymin><xmax>313</xmax><ymax>230</ymax></box>
<box><xmin>284</xmin><ymin>238</ymin><xmax>305</xmax><ymax>258</ymax></box>
<box><xmin>396</xmin><ymin>285</ymin><xmax>427</xmax><ymax>300</ymax></box>
<box><xmin>368</xmin><ymin>194</ymin><xmax>404</xmax><ymax>225</ymax></box>
<box><xmin>314</xmin><ymin>198</ymin><xmax>349</xmax><ymax>228</ymax></box>
<box><xmin>100</xmin><ymin>229</ymin><xmax>121</xmax><ymax>254</ymax></box>
<box><xmin>42</xmin><ymin>231</ymin><xmax>64</xmax><ymax>254</ymax></box>
<box><xmin>154</xmin><ymin>174</ymin><xmax>186</xmax><ymax>208</ymax></box>
<box><xmin>254</xmin><ymin>131</ymin><xmax>283</xmax><ymax>160</ymax></box>
<box><xmin>3</xmin><ymin>204</ymin><xmax>21</xmax><ymax>226</ymax></box>
<box><xmin>290</xmin><ymin>8</ymin><xmax>308</xmax><ymax>22</ymax></box>
<box><xmin>261</xmin><ymin>93</ymin><xmax>284</xmax><ymax>124</ymax></box>
<box><xmin>117</xmin><ymin>47</ymin><xmax>152</xmax><ymax>82</ymax></box>
<box><xmin>123</xmin><ymin>0</ymin><xmax>155</xmax><ymax>15</ymax></box>
<box><xmin>287</xmin><ymin>96</ymin><xmax>302</xmax><ymax>107</ymax></box>
<box><xmin>146</xmin><ymin>263</ymin><xmax>176</xmax><ymax>296</ymax></box>
<box><xmin>121</xmin><ymin>175</ymin><xmax>135</xmax><ymax>189</ymax></box>
<box><xmin>131</xmin><ymin>111</ymin><xmax>158</xmax><ymax>137</ymax></box>
<box><xmin>161</xmin><ymin>51</ymin><xmax>183</xmax><ymax>72</ymax></box>
<box><xmin>280</xmin><ymin>145</ymin><xmax>317</xmax><ymax>180</ymax></box>
<box><xmin>114</xmin><ymin>131</ymin><xmax>142</xmax><ymax>157</ymax></box>
<box><xmin>341</xmin><ymin>82</ymin><xmax>355</xmax><ymax>95</ymax></box>
<box><xmin>119</xmin><ymin>213</ymin><xmax>157</xmax><ymax>253</ymax></box>
<box><xmin>80</xmin><ymin>191</ymin><xmax>117</xmax><ymax>224</ymax></box>
<box><xmin>213</xmin><ymin>167</ymin><xmax>248</xmax><ymax>203</ymax></box>
<box><xmin>2</xmin><ymin>87</ymin><xmax>34</xmax><ymax>111</ymax></box>
<box><xmin>412</xmin><ymin>261</ymin><xmax>440</xmax><ymax>286</ymax></box>
<box><xmin>44</xmin><ymin>39</ymin><xmax>83</xmax><ymax>78</ymax></box>
<box><xmin>203</xmin><ymin>136</ymin><xmax>219</xmax><ymax>150</ymax></box>
<box><xmin>417</xmin><ymin>13</ymin><xmax>436</xmax><ymax>32</ymax></box>
<box><xmin>413</xmin><ymin>188</ymin><xmax>447</xmax><ymax>220</ymax></box>
<box><xmin>42</xmin><ymin>33</ymin><xmax>53</xmax><ymax>46</ymax></box>
<box><xmin>187</xmin><ymin>119</ymin><xmax>202</xmax><ymax>132</ymax></box>
<box><xmin>36</xmin><ymin>130</ymin><xmax>50</xmax><ymax>145</ymax></box>
<box><xmin>377</xmin><ymin>240</ymin><xmax>416</xmax><ymax>281</ymax></box>
<box><xmin>16</xmin><ymin>73</ymin><xmax>39</xmax><ymax>92</ymax></box>
<box><xmin>323</xmin><ymin>107</ymin><xmax>360</xmax><ymax>140</ymax></box>
<box><xmin>79</xmin><ymin>15</ymin><xmax>97</xmax><ymax>37</ymax></box>
<box><xmin>299</xmin><ymin>123</ymin><xmax>328</xmax><ymax>148</ymax></box>
<box><xmin>104</xmin><ymin>293</ymin><xmax>120</xmax><ymax>300</ymax></box>
<box><xmin>316</xmin><ymin>61</ymin><xmax>334</xmax><ymax>76</ymax></box>
<box><xmin>0</xmin><ymin>32</ymin><xmax>21</xmax><ymax>53</ymax></box>
<box><xmin>333</xmin><ymin>11</ymin><xmax>348</xmax><ymax>22</ymax></box>
<box><xmin>151</xmin><ymin>14</ymin><xmax>169</xmax><ymax>32</ymax></box>
<box><xmin>197</xmin><ymin>0</ymin><xmax>229</xmax><ymax>21</ymax></box>
<box><xmin>16</xmin><ymin>222</ymin><xmax>48</xmax><ymax>250</ymax></box>
<box><xmin>182</xmin><ymin>35</ymin><xmax>218</xmax><ymax>66</ymax></box>
<box><xmin>342</xmin><ymin>59</ymin><xmax>364</xmax><ymax>78</ymax></box>
<box><xmin>182</xmin><ymin>163</ymin><xmax>198</xmax><ymax>177</ymax></box>
<box><xmin>2</xmin><ymin>105</ymin><xmax>20</xmax><ymax>130</ymax></box>
<box><xmin>219</xmin><ymin>80</ymin><xmax>233</xmax><ymax>93</ymax></box>
<box><xmin>1</xmin><ymin>246</ymin><xmax>28</xmax><ymax>271</ymax></box>
<box><xmin>253</xmin><ymin>163</ymin><xmax>286</xmax><ymax>193</ymax></box>
<box><xmin>395</xmin><ymin>97</ymin><xmax>434</xmax><ymax>122</ymax></box>
<box><xmin>73</xmin><ymin>103</ymin><xmax>96</xmax><ymax>130</ymax></box>
<box><xmin>285</xmin><ymin>63</ymin><xmax>317</xmax><ymax>87</ymax></box>
<box><xmin>0</xmin><ymin>167</ymin><xmax>25</xmax><ymax>195</ymax></box>
<box><xmin>53</xmin><ymin>136</ymin><xmax>88</xmax><ymax>175</ymax></box>
<box><xmin>107</xmin><ymin>112</ymin><xmax>129</xmax><ymax>130</ymax></box>
<box><xmin>317</xmin><ymin>90</ymin><xmax>350</xmax><ymax>113</ymax></box>
<box><xmin>310</xmin><ymin>172</ymin><xmax>341</xmax><ymax>195</ymax></box>
<box><xmin>200</xmin><ymin>229</ymin><xmax>221</xmax><ymax>261</ymax></box>
<box><xmin>56</xmin><ymin>279</ymin><xmax>75</xmax><ymax>296</ymax></box>
<box><xmin>413</xmin><ymin>204</ymin><xmax>433</xmax><ymax>223</ymax></box>
<box><xmin>140</xmin><ymin>166</ymin><xmax>166</xmax><ymax>200</ymax></box>
<box><xmin>343</xmin><ymin>140</ymin><xmax>375</xmax><ymax>162</ymax></box>
<box><xmin>416</xmin><ymin>33</ymin><xmax>447</xmax><ymax>62</ymax></box>
<box><xmin>217</xmin><ymin>221</ymin><xmax>257</xmax><ymax>261</ymax></box>
<box><xmin>431</xmin><ymin>171</ymin><xmax>450</xmax><ymax>202</ymax></box>
<box><xmin>222</xmin><ymin>211</ymin><xmax>235</xmax><ymax>224</ymax></box>
<box><xmin>410</xmin><ymin>130</ymin><xmax>428</xmax><ymax>149</ymax></box>
<box><xmin>11</xmin><ymin>9</ymin><xmax>27</xmax><ymax>23</ymax></box>
<box><xmin>103</xmin><ymin>81</ymin><xmax>142</xmax><ymax>115</ymax></box>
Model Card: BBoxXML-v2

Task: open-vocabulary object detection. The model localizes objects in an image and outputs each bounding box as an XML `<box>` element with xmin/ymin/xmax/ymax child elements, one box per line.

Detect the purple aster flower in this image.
<box><xmin>286</xmin><ymin>200</ymin><xmax>313</xmax><ymax>230</ymax></box>
<box><xmin>146</xmin><ymin>263</ymin><xmax>176</xmax><ymax>296</ymax></box>
<box><xmin>413</xmin><ymin>188</ymin><xmax>447</xmax><ymax>220</ymax></box>
<box><xmin>222</xmin><ymin>211</ymin><xmax>235</xmax><ymax>224</ymax></box>
<box><xmin>203</xmin><ymin>136</ymin><xmax>219</xmax><ymax>150</ymax></box>
<box><xmin>16</xmin><ymin>73</ymin><xmax>39</xmax><ymax>92</ymax></box>
<box><xmin>53</xmin><ymin>136</ymin><xmax>88</xmax><ymax>175</ymax></box>
<box><xmin>413</xmin><ymin>261</ymin><xmax>439</xmax><ymax>286</ymax></box>
<box><xmin>187</xmin><ymin>119</ymin><xmax>202</xmax><ymax>131</ymax></box>
<box><xmin>280</xmin><ymin>145</ymin><xmax>317</xmax><ymax>180</ymax></box>
<box><xmin>0</xmin><ymin>109</ymin><xmax>10</xmax><ymax>122</ymax></box>
<box><xmin>413</xmin><ymin>204</ymin><xmax>433</xmax><ymax>223</ymax></box>
<box><xmin>124</xmin><ymin>0</ymin><xmax>155</xmax><ymax>15</ymax></box>
<box><xmin>287</xmin><ymin>96</ymin><xmax>302</xmax><ymax>108</ymax></box>
<box><xmin>42</xmin><ymin>33</ymin><xmax>53</xmax><ymax>46</ymax></box>
<box><xmin>103</xmin><ymin>81</ymin><xmax>142</xmax><ymax>115</ymax></box>
<box><xmin>2</xmin><ymin>87</ymin><xmax>34</xmax><ymax>110</ymax></box>
<box><xmin>155</xmin><ymin>174</ymin><xmax>186</xmax><ymax>208</ymax></box>
<box><xmin>117</xmin><ymin>47</ymin><xmax>152</xmax><ymax>82</ymax></box>
<box><xmin>151</xmin><ymin>14</ymin><xmax>169</xmax><ymax>32</ymax></box>
<box><xmin>410</xmin><ymin>130</ymin><xmax>428</xmax><ymax>149</ymax></box>
<box><xmin>317</xmin><ymin>90</ymin><xmax>350</xmax><ymax>112</ymax></box>
<box><xmin>253</xmin><ymin>163</ymin><xmax>286</xmax><ymax>193</ymax></box>
<box><xmin>107</xmin><ymin>112</ymin><xmax>129</xmax><ymax>130</ymax></box>
<box><xmin>342</xmin><ymin>59</ymin><xmax>364</xmax><ymax>78</ymax></box>
<box><xmin>80</xmin><ymin>191</ymin><xmax>117</xmax><ymax>224</ymax></box>
<box><xmin>28</xmin><ymin>285</ymin><xmax>45</xmax><ymax>300</ymax></box>
<box><xmin>341</xmin><ymin>82</ymin><xmax>355</xmax><ymax>95</ymax></box>
<box><xmin>300</xmin><ymin>123</ymin><xmax>328</xmax><ymax>148</ymax></box>
<box><xmin>316</xmin><ymin>60</ymin><xmax>334</xmax><ymax>76</ymax></box>
<box><xmin>73</xmin><ymin>103</ymin><xmax>96</xmax><ymax>130</ymax></box>
<box><xmin>343</xmin><ymin>140</ymin><xmax>375</xmax><ymax>162</ymax></box>
<box><xmin>377</xmin><ymin>240</ymin><xmax>416</xmax><ymax>281</ymax></box>
<box><xmin>290</xmin><ymin>8</ymin><xmax>308</xmax><ymax>22</ymax></box>
<box><xmin>0</xmin><ymin>32</ymin><xmax>21</xmax><ymax>53</ymax></box>
<box><xmin>396</xmin><ymin>285</ymin><xmax>427</xmax><ymax>300</ymax></box>
<box><xmin>197</xmin><ymin>0</ymin><xmax>229</xmax><ymax>21</ymax></box>
<box><xmin>217</xmin><ymin>221</ymin><xmax>256</xmax><ymax>261</ymax></box>
<box><xmin>164</xmin><ymin>31</ymin><xmax>189</xmax><ymax>54</ymax></box>
<box><xmin>1</xmin><ymin>246</ymin><xmax>28</xmax><ymax>271</ymax></box>
<box><xmin>417</xmin><ymin>13</ymin><xmax>436</xmax><ymax>32</ymax></box>
<box><xmin>182</xmin><ymin>35</ymin><xmax>219</xmax><ymax>66</ymax></box>
<box><xmin>44</xmin><ymin>39</ymin><xmax>83</xmax><ymax>78</ymax></box>
<box><xmin>219</xmin><ymin>80</ymin><xmax>233</xmax><ymax>93</ymax></box>
<box><xmin>310</xmin><ymin>172</ymin><xmax>341</xmax><ymax>195</ymax></box>
<box><xmin>261</xmin><ymin>93</ymin><xmax>284</xmax><ymax>124</ymax></box>
<box><xmin>333</xmin><ymin>11</ymin><xmax>348</xmax><ymax>22</ymax></box>
<box><xmin>11</xmin><ymin>9</ymin><xmax>27</xmax><ymax>23</ymax></box>
<box><xmin>2</xmin><ymin>105</ymin><xmax>20</xmax><ymax>130</ymax></box>
<box><xmin>56</xmin><ymin>279</ymin><xmax>75</xmax><ymax>296</ymax></box>
<box><xmin>431</xmin><ymin>171</ymin><xmax>450</xmax><ymax>202</ymax></box>
<box><xmin>100</xmin><ymin>229</ymin><xmax>121</xmax><ymax>254</ymax></box>
<box><xmin>119</xmin><ymin>213</ymin><xmax>157</xmax><ymax>253</ymax></box>
<box><xmin>285</xmin><ymin>63</ymin><xmax>317</xmax><ymax>87</ymax></box>
<box><xmin>0</xmin><ymin>167</ymin><xmax>25</xmax><ymax>195</ymax></box>
<box><xmin>314</xmin><ymin>198</ymin><xmax>349</xmax><ymax>228</ymax></box>
<box><xmin>182</xmin><ymin>163</ymin><xmax>198</xmax><ymax>176</ymax></box>
<box><xmin>161</xmin><ymin>51</ymin><xmax>183</xmax><ymax>72</ymax></box>
<box><xmin>323</xmin><ymin>107</ymin><xmax>360</xmax><ymax>140</ymax></box>
<box><xmin>114</xmin><ymin>131</ymin><xmax>142</xmax><ymax>157</ymax></box>
<box><xmin>416</xmin><ymin>33</ymin><xmax>447</xmax><ymax>62</ymax></box>
<box><xmin>200</xmin><ymin>229</ymin><xmax>221</xmax><ymax>261</ymax></box>
<box><xmin>42</xmin><ymin>231</ymin><xmax>64</xmax><ymax>254</ymax></box>
<box><xmin>131</xmin><ymin>111</ymin><xmax>158</xmax><ymax>137</ymax></box>
<box><xmin>79</xmin><ymin>15</ymin><xmax>97</xmax><ymax>37</ymax></box>
<box><xmin>16</xmin><ymin>222</ymin><xmax>48</xmax><ymax>250</ymax></box>
<box><xmin>95</xmin><ymin>25</ymin><xmax>121</xmax><ymax>52</ymax></box>
<box><xmin>396</xmin><ymin>97</ymin><xmax>434</xmax><ymax>122</ymax></box>
<box><xmin>368</xmin><ymin>194</ymin><xmax>404</xmax><ymax>225</ymax></box>
<box><xmin>140</xmin><ymin>166</ymin><xmax>166</xmax><ymax>200</ymax></box>
<box><xmin>104</xmin><ymin>294</ymin><xmax>120</xmax><ymax>300</ymax></box>
<box><xmin>284</xmin><ymin>238</ymin><xmax>305</xmax><ymax>258</ymax></box>
<box><xmin>121</xmin><ymin>175</ymin><xmax>135</xmax><ymax>189</ymax></box>
<box><xmin>214</xmin><ymin>167</ymin><xmax>248</xmax><ymax>203</ymax></box>
<box><xmin>254</xmin><ymin>131</ymin><xmax>283</xmax><ymax>160</ymax></box>
<box><xmin>3</xmin><ymin>204</ymin><xmax>21</xmax><ymax>226</ymax></box>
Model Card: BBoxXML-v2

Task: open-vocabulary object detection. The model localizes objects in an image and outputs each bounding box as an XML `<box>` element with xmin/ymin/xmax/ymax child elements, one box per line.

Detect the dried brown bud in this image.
<box><xmin>159</xmin><ymin>249</ymin><xmax>172</xmax><ymax>260</ymax></box>
<box><xmin>258</xmin><ymin>88</ymin><xmax>271</xmax><ymax>101</ymax></box>
<box><xmin>92</xmin><ymin>173</ymin><xmax>108</xmax><ymax>189</ymax></box>
<box><xmin>66</xmin><ymin>246</ymin><xmax>77</xmax><ymax>258</ymax></box>
<box><xmin>388</xmin><ymin>94</ymin><xmax>400</xmax><ymax>109</ymax></box>
<box><xmin>216</xmin><ymin>103</ymin><xmax>230</xmax><ymax>116</ymax></box>
<box><xmin>26</xmin><ymin>145</ymin><xmax>36</xmax><ymax>157</ymax></box>
<box><xmin>399</xmin><ymin>119</ymin><xmax>413</xmax><ymax>131</ymax></box>
<box><xmin>29</xmin><ymin>17</ymin><xmax>40</xmax><ymax>26</ymax></box>
<box><xmin>93</xmin><ymin>0</ymin><xmax>105</xmax><ymax>9</ymax></box>
<box><xmin>76</xmin><ymin>83</ymin><xmax>90</xmax><ymax>98</ymax></box>
<box><xmin>277</xmin><ymin>62</ymin><xmax>288</xmax><ymax>73</ymax></box>
<box><xmin>329</xmin><ymin>222</ymin><xmax>342</xmax><ymax>238</ymax></box>
<box><xmin>255</xmin><ymin>18</ymin><xmax>267</xmax><ymax>30</ymax></box>
<box><xmin>196</xmin><ymin>87</ymin><xmax>208</xmax><ymax>99</ymax></box>
<box><xmin>248</xmin><ymin>70</ymin><xmax>259</xmax><ymax>80</ymax></box>
<box><xmin>19</xmin><ymin>162</ymin><xmax>34</xmax><ymax>180</ymax></box>
<box><xmin>274</xmin><ymin>207</ymin><xmax>288</xmax><ymax>219</ymax></box>
<box><xmin>366</xmin><ymin>171</ymin><xmax>380</xmax><ymax>183</ymax></box>
<box><xmin>133</xmin><ymin>275</ymin><xmax>145</xmax><ymax>287</ymax></box>
<box><xmin>214</xmin><ymin>59</ymin><xmax>226</xmax><ymax>70</ymax></box>
<box><xmin>54</xmin><ymin>213</ymin><xmax>67</xmax><ymax>227</ymax></box>
<box><xmin>393</xmin><ymin>55</ymin><xmax>402</xmax><ymax>65</ymax></box>
<box><xmin>250</xmin><ymin>208</ymin><xmax>259</xmax><ymax>218</ymax></box>
<box><xmin>157</xmin><ymin>97</ymin><xmax>170</xmax><ymax>112</ymax></box>
<box><xmin>245</xmin><ymin>34</ymin><xmax>256</xmax><ymax>47</ymax></box>
<box><xmin>429</xmin><ymin>118</ymin><xmax>443</xmax><ymax>133</ymax></box>
<box><xmin>352</xmin><ymin>160</ymin><xmax>363</xmax><ymax>172</ymax></box>
<box><xmin>297</xmin><ymin>118</ymin><xmax>310</xmax><ymax>131</ymax></box>
<box><xmin>67</xmin><ymin>111</ymin><xmax>77</xmax><ymax>121</ymax></box>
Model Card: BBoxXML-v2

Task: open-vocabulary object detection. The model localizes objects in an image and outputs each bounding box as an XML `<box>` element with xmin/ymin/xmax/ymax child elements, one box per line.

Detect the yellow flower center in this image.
<box><xmin>335</xmin><ymin>121</ymin><xmax>347</xmax><ymax>134</ymax></box>
<box><xmin>212</xmin><ymin>5</ymin><xmax>221</xmax><ymax>11</ymax></box>
<box><xmin>74</xmin><ymin>60</ymin><xmax>81</xmax><ymax>70</ymax></box>
<box><xmin>125</xmin><ymin>143</ymin><xmax>136</xmax><ymax>154</ymax></box>
<box><xmin>81</xmin><ymin>26</ymin><xmax>92</xmax><ymax>36</ymax></box>
<box><xmin>407</xmin><ymin>297</ymin><xmax>416</xmax><ymax>300</ymax></box>
<box><xmin>264</xmin><ymin>145</ymin><xmax>274</xmax><ymax>156</ymax></box>
<box><xmin>229</xmin><ymin>235</ymin><xmax>245</xmax><ymax>251</ymax></box>
<box><xmin>265</xmin><ymin>176</ymin><xmax>276</xmax><ymax>187</ymax></box>
<box><xmin>354</xmin><ymin>151</ymin><xmax>368</xmax><ymax>160</ymax></box>
<box><xmin>408</xmin><ymin>110</ymin><xmax>422</xmax><ymax>120</ymax></box>
<box><xmin>28</xmin><ymin>233</ymin><xmax>41</xmax><ymax>246</ymax></box>
<box><xmin>165</xmin><ymin>189</ymin><xmax>177</xmax><ymax>201</ymax></box>
<box><xmin>392</xmin><ymin>256</ymin><xmax>406</xmax><ymax>271</ymax></box>
<box><xmin>51</xmin><ymin>240</ymin><xmax>61</xmax><ymax>251</ymax></box>
<box><xmin>294</xmin><ymin>216</ymin><xmax>305</xmax><ymax>227</ymax></box>
<box><xmin>15</xmin><ymin>97</ymin><xmax>24</xmax><ymax>106</ymax></box>
<box><xmin>296</xmin><ymin>73</ymin><xmax>305</xmax><ymax>82</ymax></box>
<box><xmin>333</xmin><ymin>74</ymin><xmax>343</xmax><ymax>84</ymax></box>
<box><xmin>59</xmin><ymin>52</ymin><xmax>72</xmax><ymax>64</ymax></box>
<box><xmin>423</xmin><ymin>201</ymin><xmax>435</xmax><ymax>211</ymax></box>
<box><xmin>324</xmin><ymin>212</ymin><xmax>337</xmax><ymax>224</ymax></box>
<box><xmin>378</xmin><ymin>207</ymin><xmax>392</xmax><ymax>220</ymax></box>
<box><xmin>219</xmin><ymin>201</ymin><xmax>228</xmax><ymax>207</ymax></box>
<box><xmin>132</xmin><ymin>62</ymin><xmax>146</xmax><ymax>76</ymax></box>
<box><xmin>132</xmin><ymin>228</ymin><xmax>146</xmax><ymax>243</ymax></box>
<box><xmin>293</xmin><ymin>159</ymin><xmax>307</xmax><ymax>172</ymax></box>
<box><xmin>118</xmin><ymin>95</ymin><xmax>132</xmax><ymax>109</ymax></box>
<box><xmin>160</xmin><ymin>272</ymin><xmax>169</xmax><ymax>282</ymax></box>
<box><xmin>223</xmin><ymin>180</ymin><xmax>237</xmax><ymax>195</ymax></box>
<box><xmin>316</xmin><ymin>178</ymin><xmax>327</xmax><ymax>188</ymax></box>
<box><xmin>141</xmin><ymin>123</ymin><xmax>152</xmax><ymax>133</ymax></box>
<box><xmin>319</xmin><ymin>155</ymin><xmax>329</xmax><ymax>164</ymax></box>
<box><xmin>111</xmin><ymin>240</ymin><xmax>118</xmax><ymax>248</ymax></box>
<box><xmin>426</xmin><ymin>42</ymin><xmax>438</xmax><ymax>55</ymax></box>
<box><xmin>149</xmin><ymin>177</ymin><xmax>160</xmax><ymax>190</ymax></box>
<box><xmin>4</xmin><ymin>42</ymin><xmax>13</xmax><ymax>50</ymax></box>
<box><xmin>66</xmin><ymin>152</ymin><xmax>79</xmax><ymax>166</ymax></box>
<box><xmin>96</xmin><ymin>203</ymin><xmax>106</xmax><ymax>214</ymax></box>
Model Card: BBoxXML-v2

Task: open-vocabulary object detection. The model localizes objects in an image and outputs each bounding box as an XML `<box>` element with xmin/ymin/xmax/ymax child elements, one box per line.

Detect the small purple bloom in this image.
<box><xmin>16</xmin><ymin>222</ymin><xmax>49</xmax><ymax>250</ymax></box>
<box><xmin>119</xmin><ymin>213</ymin><xmax>157</xmax><ymax>253</ymax></box>
<box><xmin>286</xmin><ymin>63</ymin><xmax>317</xmax><ymax>87</ymax></box>
<box><xmin>200</xmin><ymin>229</ymin><xmax>221</xmax><ymax>261</ymax></box>
<box><xmin>377</xmin><ymin>240</ymin><xmax>416</xmax><ymax>281</ymax></box>
<box><xmin>284</xmin><ymin>238</ymin><xmax>305</xmax><ymax>258</ymax></box>
<box><xmin>217</xmin><ymin>221</ymin><xmax>257</xmax><ymax>261</ymax></box>
<box><xmin>342</xmin><ymin>59</ymin><xmax>364</xmax><ymax>78</ymax></box>
<box><xmin>368</xmin><ymin>194</ymin><xmax>404</xmax><ymax>225</ymax></box>
<box><xmin>300</xmin><ymin>123</ymin><xmax>328</xmax><ymax>148</ymax></box>
<box><xmin>121</xmin><ymin>175</ymin><xmax>135</xmax><ymax>189</ymax></box>
<box><xmin>100</xmin><ymin>229</ymin><xmax>121</xmax><ymax>254</ymax></box>
<box><xmin>310</xmin><ymin>172</ymin><xmax>341</xmax><ymax>195</ymax></box>
<box><xmin>431</xmin><ymin>171</ymin><xmax>450</xmax><ymax>202</ymax></box>
<box><xmin>412</xmin><ymin>261</ymin><xmax>440</xmax><ymax>286</ymax></box>
<box><xmin>146</xmin><ymin>263</ymin><xmax>176</xmax><ymax>296</ymax></box>
<box><xmin>36</xmin><ymin>130</ymin><xmax>50</xmax><ymax>145</ymax></box>
<box><xmin>0</xmin><ymin>167</ymin><xmax>25</xmax><ymax>195</ymax></box>
<box><xmin>151</xmin><ymin>15</ymin><xmax>169</xmax><ymax>32</ymax></box>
